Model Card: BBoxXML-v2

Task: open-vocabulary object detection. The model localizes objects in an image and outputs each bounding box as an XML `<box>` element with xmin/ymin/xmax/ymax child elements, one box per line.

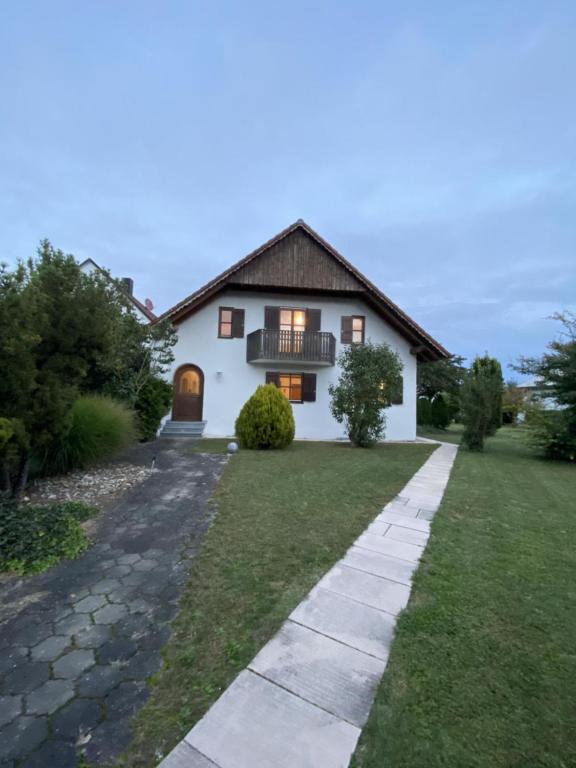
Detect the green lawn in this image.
<box><xmin>352</xmin><ymin>427</ymin><xmax>576</xmax><ymax>768</ymax></box>
<box><xmin>126</xmin><ymin>440</ymin><xmax>434</xmax><ymax>766</ymax></box>
<box><xmin>188</xmin><ymin>437</ymin><xmax>232</xmax><ymax>453</ymax></box>
<box><xmin>418</xmin><ymin>423</ymin><xmax>463</xmax><ymax>444</ymax></box>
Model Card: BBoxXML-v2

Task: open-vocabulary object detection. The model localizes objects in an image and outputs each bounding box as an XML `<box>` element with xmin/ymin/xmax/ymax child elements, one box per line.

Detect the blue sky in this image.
<box><xmin>1</xmin><ymin>1</ymin><xmax>575</xmax><ymax>373</ymax></box>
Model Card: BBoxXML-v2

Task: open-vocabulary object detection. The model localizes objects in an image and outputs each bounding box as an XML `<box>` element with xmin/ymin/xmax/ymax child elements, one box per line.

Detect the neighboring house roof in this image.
<box><xmin>157</xmin><ymin>219</ymin><xmax>450</xmax><ymax>362</ymax></box>
<box><xmin>78</xmin><ymin>258</ymin><xmax>156</xmax><ymax>321</ymax></box>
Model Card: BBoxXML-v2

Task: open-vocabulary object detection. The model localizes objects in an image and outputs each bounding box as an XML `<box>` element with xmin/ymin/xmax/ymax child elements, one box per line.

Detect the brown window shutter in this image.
<box><xmin>231</xmin><ymin>309</ymin><xmax>245</xmax><ymax>338</ymax></box>
<box><xmin>306</xmin><ymin>308</ymin><xmax>321</xmax><ymax>332</ymax></box>
<box><xmin>302</xmin><ymin>373</ymin><xmax>317</xmax><ymax>402</ymax></box>
<box><xmin>264</xmin><ymin>306</ymin><xmax>280</xmax><ymax>330</ymax></box>
<box><xmin>341</xmin><ymin>316</ymin><xmax>353</xmax><ymax>344</ymax></box>
<box><xmin>391</xmin><ymin>376</ymin><xmax>404</xmax><ymax>405</ymax></box>
<box><xmin>265</xmin><ymin>371</ymin><xmax>280</xmax><ymax>387</ymax></box>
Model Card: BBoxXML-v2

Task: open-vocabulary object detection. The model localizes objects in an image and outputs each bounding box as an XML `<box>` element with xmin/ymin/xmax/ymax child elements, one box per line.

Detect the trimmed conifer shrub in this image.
<box><xmin>430</xmin><ymin>394</ymin><xmax>451</xmax><ymax>429</ymax></box>
<box><xmin>235</xmin><ymin>384</ymin><xmax>295</xmax><ymax>449</ymax></box>
<box><xmin>135</xmin><ymin>376</ymin><xmax>173</xmax><ymax>441</ymax></box>
<box><xmin>417</xmin><ymin>397</ymin><xmax>433</xmax><ymax>426</ymax></box>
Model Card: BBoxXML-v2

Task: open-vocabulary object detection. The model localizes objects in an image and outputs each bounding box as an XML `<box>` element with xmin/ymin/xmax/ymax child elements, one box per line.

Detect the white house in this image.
<box><xmin>79</xmin><ymin>257</ymin><xmax>157</xmax><ymax>323</ymax></box>
<box><xmin>157</xmin><ymin>220</ymin><xmax>449</xmax><ymax>441</ymax></box>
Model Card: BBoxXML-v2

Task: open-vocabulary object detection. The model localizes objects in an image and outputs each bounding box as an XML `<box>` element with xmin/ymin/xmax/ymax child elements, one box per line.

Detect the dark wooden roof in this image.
<box><xmin>157</xmin><ymin>220</ymin><xmax>450</xmax><ymax>361</ymax></box>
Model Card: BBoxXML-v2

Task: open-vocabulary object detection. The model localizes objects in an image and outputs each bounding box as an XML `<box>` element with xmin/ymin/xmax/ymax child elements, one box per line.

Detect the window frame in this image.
<box><xmin>341</xmin><ymin>315</ymin><xmax>365</xmax><ymax>344</ymax></box>
<box><xmin>218</xmin><ymin>307</ymin><xmax>244</xmax><ymax>339</ymax></box>
<box><xmin>218</xmin><ymin>306</ymin><xmax>234</xmax><ymax>338</ymax></box>
<box><xmin>278</xmin><ymin>373</ymin><xmax>303</xmax><ymax>403</ymax></box>
<box><xmin>351</xmin><ymin>315</ymin><xmax>365</xmax><ymax>344</ymax></box>
<box><xmin>266</xmin><ymin>371</ymin><xmax>317</xmax><ymax>403</ymax></box>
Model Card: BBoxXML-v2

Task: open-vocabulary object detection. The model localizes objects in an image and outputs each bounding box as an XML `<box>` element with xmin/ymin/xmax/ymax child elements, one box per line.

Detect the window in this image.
<box><xmin>180</xmin><ymin>370</ymin><xmax>200</xmax><ymax>395</ymax></box>
<box><xmin>279</xmin><ymin>374</ymin><xmax>302</xmax><ymax>402</ymax></box>
<box><xmin>280</xmin><ymin>308</ymin><xmax>307</xmax><ymax>333</ymax></box>
<box><xmin>219</xmin><ymin>307</ymin><xmax>233</xmax><ymax>337</ymax></box>
<box><xmin>219</xmin><ymin>307</ymin><xmax>245</xmax><ymax>338</ymax></box>
<box><xmin>341</xmin><ymin>315</ymin><xmax>365</xmax><ymax>344</ymax></box>
<box><xmin>379</xmin><ymin>377</ymin><xmax>403</xmax><ymax>405</ymax></box>
<box><xmin>352</xmin><ymin>316</ymin><xmax>365</xmax><ymax>344</ymax></box>
<box><xmin>264</xmin><ymin>306</ymin><xmax>321</xmax><ymax>332</ymax></box>
<box><xmin>266</xmin><ymin>372</ymin><xmax>317</xmax><ymax>402</ymax></box>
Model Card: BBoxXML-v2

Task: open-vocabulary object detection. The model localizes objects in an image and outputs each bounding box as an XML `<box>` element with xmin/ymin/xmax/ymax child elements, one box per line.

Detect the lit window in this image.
<box><xmin>219</xmin><ymin>308</ymin><xmax>233</xmax><ymax>337</ymax></box>
<box><xmin>352</xmin><ymin>316</ymin><xmax>365</xmax><ymax>343</ymax></box>
<box><xmin>180</xmin><ymin>370</ymin><xmax>200</xmax><ymax>394</ymax></box>
<box><xmin>279</xmin><ymin>308</ymin><xmax>306</xmax><ymax>352</ymax></box>
<box><xmin>279</xmin><ymin>374</ymin><xmax>303</xmax><ymax>402</ymax></box>
<box><xmin>280</xmin><ymin>308</ymin><xmax>306</xmax><ymax>332</ymax></box>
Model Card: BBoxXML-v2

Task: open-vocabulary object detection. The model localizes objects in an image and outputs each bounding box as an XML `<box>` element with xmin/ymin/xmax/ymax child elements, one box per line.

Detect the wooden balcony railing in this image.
<box><xmin>246</xmin><ymin>329</ymin><xmax>336</xmax><ymax>365</ymax></box>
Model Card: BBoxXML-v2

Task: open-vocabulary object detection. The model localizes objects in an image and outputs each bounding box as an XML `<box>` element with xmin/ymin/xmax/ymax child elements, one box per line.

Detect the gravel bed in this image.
<box><xmin>24</xmin><ymin>464</ymin><xmax>154</xmax><ymax>508</ymax></box>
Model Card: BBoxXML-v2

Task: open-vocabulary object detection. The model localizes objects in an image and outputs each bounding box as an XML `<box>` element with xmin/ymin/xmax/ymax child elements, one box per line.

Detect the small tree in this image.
<box><xmin>514</xmin><ymin>312</ymin><xmax>576</xmax><ymax>461</ymax></box>
<box><xmin>461</xmin><ymin>355</ymin><xmax>504</xmax><ymax>451</ymax></box>
<box><xmin>329</xmin><ymin>342</ymin><xmax>403</xmax><ymax>447</ymax></box>
<box><xmin>502</xmin><ymin>380</ymin><xmax>525</xmax><ymax>424</ymax></box>
<box><xmin>470</xmin><ymin>355</ymin><xmax>504</xmax><ymax>435</ymax></box>
<box><xmin>417</xmin><ymin>355</ymin><xmax>466</xmax><ymax>399</ymax></box>
<box><xmin>430</xmin><ymin>394</ymin><xmax>451</xmax><ymax>429</ymax></box>
<box><xmin>417</xmin><ymin>397</ymin><xmax>433</xmax><ymax>426</ymax></box>
<box><xmin>235</xmin><ymin>384</ymin><xmax>295</xmax><ymax>449</ymax></box>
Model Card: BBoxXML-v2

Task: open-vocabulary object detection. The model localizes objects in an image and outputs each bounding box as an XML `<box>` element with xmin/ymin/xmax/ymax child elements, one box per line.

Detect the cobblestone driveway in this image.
<box><xmin>0</xmin><ymin>441</ymin><xmax>227</xmax><ymax>767</ymax></box>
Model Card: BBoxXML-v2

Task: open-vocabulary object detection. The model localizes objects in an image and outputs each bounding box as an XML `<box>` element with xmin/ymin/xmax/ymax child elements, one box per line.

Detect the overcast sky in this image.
<box><xmin>1</xmin><ymin>1</ymin><xmax>574</xmax><ymax>372</ymax></box>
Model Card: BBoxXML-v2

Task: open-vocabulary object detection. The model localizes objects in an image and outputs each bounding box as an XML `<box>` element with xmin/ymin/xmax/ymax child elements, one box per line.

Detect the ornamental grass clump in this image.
<box><xmin>42</xmin><ymin>394</ymin><xmax>137</xmax><ymax>475</ymax></box>
<box><xmin>235</xmin><ymin>384</ymin><xmax>295</xmax><ymax>449</ymax></box>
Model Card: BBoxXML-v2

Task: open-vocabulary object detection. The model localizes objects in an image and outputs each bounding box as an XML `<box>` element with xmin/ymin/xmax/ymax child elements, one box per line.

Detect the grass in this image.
<box><xmin>418</xmin><ymin>422</ymin><xmax>463</xmax><ymax>444</ymax></box>
<box><xmin>352</xmin><ymin>427</ymin><xmax>576</xmax><ymax>768</ymax></box>
<box><xmin>125</xmin><ymin>440</ymin><xmax>434</xmax><ymax>766</ymax></box>
<box><xmin>188</xmin><ymin>437</ymin><xmax>233</xmax><ymax>453</ymax></box>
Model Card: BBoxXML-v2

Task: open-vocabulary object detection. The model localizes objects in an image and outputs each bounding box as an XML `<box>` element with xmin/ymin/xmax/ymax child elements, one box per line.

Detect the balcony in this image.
<box><xmin>247</xmin><ymin>329</ymin><xmax>336</xmax><ymax>366</ymax></box>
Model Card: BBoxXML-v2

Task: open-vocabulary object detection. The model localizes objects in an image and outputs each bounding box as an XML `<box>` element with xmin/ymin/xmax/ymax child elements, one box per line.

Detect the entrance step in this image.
<box><xmin>160</xmin><ymin>420</ymin><xmax>206</xmax><ymax>438</ymax></box>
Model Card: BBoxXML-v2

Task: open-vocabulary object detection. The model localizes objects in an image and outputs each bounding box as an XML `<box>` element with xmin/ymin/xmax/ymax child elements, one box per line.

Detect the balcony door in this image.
<box><xmin>173</xmin><ymin>364</ymin><xmax>204</xmax><ymax>421</ymax></box>
<box><xmin>279</xmin><ymin>308</ymin><xmax>306</xmax><ymax>353</ymax></box>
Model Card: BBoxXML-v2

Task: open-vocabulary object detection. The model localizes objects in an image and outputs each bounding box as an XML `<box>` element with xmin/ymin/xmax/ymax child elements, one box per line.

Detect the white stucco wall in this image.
<box><xmin>169</xmin><ymin>290</ymin><xmax>417</xmax><ymax>441</ymax></box>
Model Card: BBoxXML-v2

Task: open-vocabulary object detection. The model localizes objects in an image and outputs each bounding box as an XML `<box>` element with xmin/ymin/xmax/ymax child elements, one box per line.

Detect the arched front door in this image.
<box><xmin>173</xmin><ymin>365</ymin><xmax>204</xmax><ymax>421</ymax></box>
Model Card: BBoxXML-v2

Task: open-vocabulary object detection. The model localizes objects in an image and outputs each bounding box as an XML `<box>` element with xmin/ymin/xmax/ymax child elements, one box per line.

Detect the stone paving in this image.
<box><xmin>0</xmin><ymin>441</ymin><xmax>227</xmax><ymax>768</ymax></box>
<box><xmin>159</xmin><ymin>441</ymin><xmax>458</xmax><ymax>768</ymax></box>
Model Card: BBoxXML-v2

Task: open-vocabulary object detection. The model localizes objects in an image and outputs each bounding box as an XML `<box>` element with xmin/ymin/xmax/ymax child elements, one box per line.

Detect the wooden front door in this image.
<box><xmin>173</xmin><ymin>365</ymin><xmax>204</xmax><ymax>421</ymax></box>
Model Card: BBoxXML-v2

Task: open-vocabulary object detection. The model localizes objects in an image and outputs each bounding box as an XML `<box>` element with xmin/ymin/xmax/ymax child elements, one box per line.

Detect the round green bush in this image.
<box><xmin>43</xmin><ymin>395</ymin><xmax>137</xmax><ymax>475</ymax></box>
<box><xmin>235</xmin><ymin>384</ymin><xmax>295</xmax><ymax>449</ymax></box>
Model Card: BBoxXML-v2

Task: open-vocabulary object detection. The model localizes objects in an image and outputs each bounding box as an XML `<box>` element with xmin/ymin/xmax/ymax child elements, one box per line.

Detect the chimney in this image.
<box><xmin>121</xmin><ymin>277</ymin><xmax>134</xmax><ymax>296</ymax></box>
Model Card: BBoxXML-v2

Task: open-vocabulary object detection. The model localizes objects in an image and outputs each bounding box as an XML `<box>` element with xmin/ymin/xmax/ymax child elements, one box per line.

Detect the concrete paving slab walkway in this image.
<box><xmin>0</xmin><ymin>441</ymin><xmax>227</xmax><ymax>767</ymax></box>
<box><xmin>159</xmin><ymin>441</ymin><xmax>458</xmax><ymax>768</ymax></box>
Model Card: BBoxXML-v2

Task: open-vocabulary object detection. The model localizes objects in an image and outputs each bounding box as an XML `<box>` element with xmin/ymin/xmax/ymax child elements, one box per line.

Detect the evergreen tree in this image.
<box><xmin>470</xmin><ymin>354</ymin><xmax>504</xmax><ymax>435</ymax></box>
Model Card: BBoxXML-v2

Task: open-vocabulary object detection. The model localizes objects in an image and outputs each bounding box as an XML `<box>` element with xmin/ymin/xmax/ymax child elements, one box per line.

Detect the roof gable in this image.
<box><xmin>158</xmin><ymin>220</ymin><xmax>449</xmax><ymax>361</ymax></box>
<box><xmin>232</xmin><ymin>227</ymin><xmax>364</xmax><ymax>292</ymax></box>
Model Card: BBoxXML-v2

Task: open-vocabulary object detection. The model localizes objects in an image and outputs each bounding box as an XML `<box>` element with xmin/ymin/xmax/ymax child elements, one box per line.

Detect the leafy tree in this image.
<box><xmin>329</xmin><ymin>342</ymin><xmax>403</xmax><ymax>447</ymax></box>
<box><xmin>514</xmin><ymin>312</ymin><xmax>576</xmax><ymax>461</ymax></box>
<box><xmin>417</xmin><ymin>355</ymin><xmax>466</xmax><ymax>399</ymax></box>
<box><xmin>0</xmin><ymin>240</ymin><xmax>176</xmax><ymax>493</ymax></box>
<box><xmin>461</xmin><ymin>355</ymin><xmax>504</xmax><ymax>451</ymax></box>
<box><xmin>470</xmin><ymin>354</ymin><xmax>504</xmax><ymax>436</ymax></box>
<box><xmin>502</xmin><ymin>380</ymin><xmax>525</xmax><ymax>424</ymax></box>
